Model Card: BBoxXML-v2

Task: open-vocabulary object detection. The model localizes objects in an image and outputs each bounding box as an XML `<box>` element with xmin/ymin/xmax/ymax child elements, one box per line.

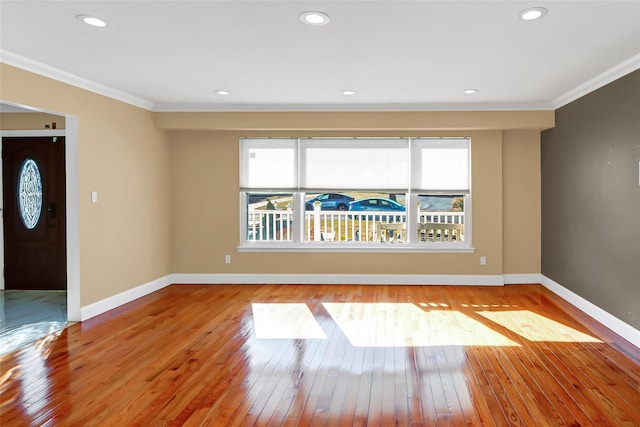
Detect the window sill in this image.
<box><xmin>237</xmin><ymin>242</ymin><xmax>475</xmax><ymax>253</ymax></box>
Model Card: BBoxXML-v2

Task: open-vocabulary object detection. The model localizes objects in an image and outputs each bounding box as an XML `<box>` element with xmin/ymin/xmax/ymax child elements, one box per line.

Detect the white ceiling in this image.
<box><xmin>1</xmin><ymin>1</ymin><xmax>639</xmax><ymax>112</ymax></box>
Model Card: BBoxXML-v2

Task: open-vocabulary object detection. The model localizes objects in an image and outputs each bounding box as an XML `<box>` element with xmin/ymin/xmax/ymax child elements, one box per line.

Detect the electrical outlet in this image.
<box><xmin>480</xmin><ymin>256</ymin><xmax>486</xmax><ymax>265</ymax></box>
<box><xmin>225</xmin><ymin>255</ymin><xmax>231</xmax><ymax>264</ymax></box>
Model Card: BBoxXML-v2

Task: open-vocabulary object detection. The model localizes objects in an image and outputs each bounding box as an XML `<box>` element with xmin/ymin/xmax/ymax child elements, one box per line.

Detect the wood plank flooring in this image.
<box><xmin>1</xmin><ymin>284</ymin><xmax>639</xmax><ymax>426</ymax></box>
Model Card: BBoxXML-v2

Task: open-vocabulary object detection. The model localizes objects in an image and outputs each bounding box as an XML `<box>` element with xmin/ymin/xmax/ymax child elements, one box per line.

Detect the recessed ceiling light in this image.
<box><xmin>520</xmin><ymin>7</ymin><xmax>548</xmax><ymax>21</ymax></box>
<box><xmin>215</xmin><ymin>90</ymin><xmax>230</xmax><ymax>96</ymax></box>
<box><xmin>464</xmin><ymin>89</ymin><xmax>479</xmax><ymax>94</ymax></box>
<box><xmin>300</xmin><ymin>11</ymin><xmax>330</xmax><ymax>26</ymax></box>
<box><xmin>342</xmin><ymin>90</ymin><xmax>356</xmax><ymax>96</ymax></box>
<box><xmin>76</xmin><ymin>14</ymin><xmax>108</xmax><ymax>27</ymax></box>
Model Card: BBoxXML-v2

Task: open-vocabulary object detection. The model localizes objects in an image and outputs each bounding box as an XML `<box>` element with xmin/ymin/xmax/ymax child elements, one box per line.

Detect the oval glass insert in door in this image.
<box><xmin>17</xmin><ymin>158</ymin><xmax>43</xmax><ymax>229</ymax></box>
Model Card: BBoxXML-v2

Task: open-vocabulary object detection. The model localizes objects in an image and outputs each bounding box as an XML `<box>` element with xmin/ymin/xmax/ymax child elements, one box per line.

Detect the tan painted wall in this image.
<box><xmin>502</xmin><ymin>130</ymin><xmax>541</xmax><ymax>274</ymax></box>
<box><xmin>2</xmin><ymin>61</ymin><xmax>548</xmax><ymax>309</ymax></box>
<box><xmin>169</xmin><ymin>126</ymin><xmax>540</xmax><ymax>277</ymax></box>
<box><xmin>1</xmin><ymin>63</ymin><xmax>172</xmax><ymax>306</ymax></box>
<box><xmin>0</xmin><ymin>112</ymin><xmax>66</xmax><ymax>130</ymax></box>
<box><xmin>155</xmin><ymin>110</ymin><xmax>553</xmax><ymax>132</ymax></box>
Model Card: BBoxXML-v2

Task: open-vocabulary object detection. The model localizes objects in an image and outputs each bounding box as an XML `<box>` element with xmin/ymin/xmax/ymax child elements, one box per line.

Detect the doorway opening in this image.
<box><xmin>0</xmin><ymin>102</ymin><xmax>80</xmax><ymax>354</ymax></box>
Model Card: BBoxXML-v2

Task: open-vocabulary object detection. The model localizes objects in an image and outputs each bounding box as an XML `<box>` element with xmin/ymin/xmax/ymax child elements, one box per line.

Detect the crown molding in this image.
<box><xmin>0</xmin><ymin>49</ymin><xmax>156</xmax><ymax>111</ymax></box>
<box><xmin>3</xmin><ymin>48</ymin><xmax>638</xmax><ymax>114</ymax></box>
<box><xmin>551</xmin><ymin>53</ymin><xmax>640</xmax><ymax>109</ymax></box>
<box><xmin>0</xmin><ymin>49</ymin><xmax>553</xmax><ymax>113</ymax></box>
<box><xmin>152</xmin><ymin>101</ymin><xmax>554</xmax><ymax>113</ymax></box>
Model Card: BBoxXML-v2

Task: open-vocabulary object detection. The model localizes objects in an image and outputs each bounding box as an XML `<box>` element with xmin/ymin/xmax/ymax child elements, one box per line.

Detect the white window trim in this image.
<box><xmin>239</xmin><ymin>137</ymin><xmax>473</xmax><ymax>253</ymax></box>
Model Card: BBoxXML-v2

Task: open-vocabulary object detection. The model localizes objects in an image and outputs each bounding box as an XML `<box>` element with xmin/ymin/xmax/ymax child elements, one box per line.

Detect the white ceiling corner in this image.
<box><xmin>550</xmin><ymin>52</ymin><xmax>640</xmax><ymax>109</ymax></box>
<box><xmin>0</xmin><ymin>49</ymin><xmax>156</xmax><ymax>111</ymax></box>
<box><xmin>1</xmin><ymin>1</ymin><xmax>639</xmax><ymax>113</ymax></box>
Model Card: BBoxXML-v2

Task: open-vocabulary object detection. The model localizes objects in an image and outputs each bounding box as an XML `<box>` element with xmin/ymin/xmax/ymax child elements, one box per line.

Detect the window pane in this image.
<box><xmin>417</xmin><ymin>195</ymin><xmax>465</xmax><ymax>242</ymax></box>
<box><xmin>301</xmin><ymin>138</ymin><xmax>409</xmax><ymax>190</ymax></box>
<box><xmin>246</xmin><ymin>193</ymin><xmax>294</xmax><ymax>241</ymax></box>
<box><xmin>240</xmin><ymin>139</ymin><xmax>297</xmax><ymax>189</ymax></box>
<box><xmin>412</xmin><ymin>139</ymin><xmax>469</xmax><ymax>191</ymax></box>
<box><xmin>18</xmin><ymin>158</ymin><xmax>43</xmax><ymax>230</ymax></box>
<box><xmin>304</xmin><ymin>192</ymin><xmax>406</xmax><ymax>243</ymax></box>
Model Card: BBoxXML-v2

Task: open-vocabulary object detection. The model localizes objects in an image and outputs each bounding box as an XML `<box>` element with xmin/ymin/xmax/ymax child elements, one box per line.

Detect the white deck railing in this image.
<box><xmin>247</xmin><ymin>208</ymin><xmax>464</xmax><ymax>242</ymax></box>
<box><xmin>247</xmin><ymin>210</ymin><xmax>295</xmax><ymax>241</ymax></box>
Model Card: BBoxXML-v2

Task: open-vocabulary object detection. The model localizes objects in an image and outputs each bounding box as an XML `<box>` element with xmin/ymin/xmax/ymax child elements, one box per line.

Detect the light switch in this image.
<box><xmin>91</xmin><ymin>191</ymin><xmax>98</xmax><ymax>203</ymax></box>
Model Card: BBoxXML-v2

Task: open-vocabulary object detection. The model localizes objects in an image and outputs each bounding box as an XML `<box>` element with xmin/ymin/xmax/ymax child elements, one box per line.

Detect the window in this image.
<box><xmin>240</xmin><ymin>137</ymin><xmax>470</xmax><ymax>250</ymax></box>
<box><xmin>18</xmin><ymin>158</ymin><xmax>43</xmax><ymax>230</ymax></box>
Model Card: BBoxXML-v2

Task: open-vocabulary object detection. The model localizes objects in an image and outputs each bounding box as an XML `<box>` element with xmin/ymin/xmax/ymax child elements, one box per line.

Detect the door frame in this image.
<box><xmin>0</xmin><ymin>115</ymin><xmax>80</xmax><ymax>321</ymax></box>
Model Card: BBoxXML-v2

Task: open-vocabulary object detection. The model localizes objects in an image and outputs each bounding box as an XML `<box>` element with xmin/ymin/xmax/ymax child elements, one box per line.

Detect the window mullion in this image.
<box><xmin>293</xmin><ymin>192</ymin><xmax>304</xmax><ymax>244</ymax></box>
<box><xmin>407</xmin><ymin>193</ymin><xmax>417</xmax><ymax>244</ymax></box>
<box><xmin>406</xmin><ymin>138</ymin><xmax>413</xmax><ymax>244</ymax></box>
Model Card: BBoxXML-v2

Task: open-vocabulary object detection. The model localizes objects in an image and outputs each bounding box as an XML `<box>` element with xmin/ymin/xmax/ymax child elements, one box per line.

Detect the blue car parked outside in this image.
<box><xmin>305</xmin><ymin>193</ymin><xmax>354</xmax><ymax>211</ymax></box>
<box><xmin>349</xmin><ymin>197</ymin><xmax>405</xmax><ymax>220</ymax></box>
<box><xmin>349</xmin><ymin>197</ymin><xmax>405</xmax><ymax>213</ymax></box>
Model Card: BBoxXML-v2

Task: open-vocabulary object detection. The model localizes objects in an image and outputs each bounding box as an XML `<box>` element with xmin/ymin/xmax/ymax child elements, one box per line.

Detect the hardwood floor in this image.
<box><xmin>1</xmin><ymin>284</ymin><xmax>638</xmax><ymax>426</ymax></box>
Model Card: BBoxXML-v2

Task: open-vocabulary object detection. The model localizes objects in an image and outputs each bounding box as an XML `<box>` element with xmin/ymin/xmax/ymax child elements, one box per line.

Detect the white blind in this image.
<box><xmin>412</xmin><ymin>139</ymin><xmax>470</xmax><ymax>191</ymax></box>
<box><xmin>240</xmin><ymin>137</ymin><xmax>470</xmax><ymax>192</ymax></box>
<box><xmin>300</xmin><ymin>138</ymin><xmax>409</xmax><ymax>190</ymax></box>
<box><xmin>240</xmin><ymin>138</ymin><xmax>297</xmax><ymax>189</ymax></box>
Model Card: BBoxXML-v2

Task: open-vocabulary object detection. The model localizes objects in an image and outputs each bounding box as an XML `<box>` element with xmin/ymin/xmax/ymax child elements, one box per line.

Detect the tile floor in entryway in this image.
<box><xmin>0</xmin><ymin>290</ymin><xmax>68</xmax><ymax>355</ymax></box>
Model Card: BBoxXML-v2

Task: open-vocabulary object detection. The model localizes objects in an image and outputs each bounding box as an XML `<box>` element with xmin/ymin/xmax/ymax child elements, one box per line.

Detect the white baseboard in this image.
<box><xmin>79</xmin><ymin>273</ymin><xmax>502</xmax><ymax>321</ymax></box>
<box><xmin>169</xmin><ymin>273</ymin><xmax>505</xmax><ymax>286</ymax></box>
<box><xmin>540</xmin><ymin>274</ymin><xmax>640</xmax><ymax>349</ymax></box>
<box><xmin>80</xmin><ymin>275</ymin><xmax>173</xmax><ymax>321</ymax></box>
<box><xmin>78</xmin><ymin>272</ymin><xmax>639</xmax><ymax>350</ymax></box>
<box><xmin>503</xmin><ymin>274</ymin><xmax>543</xmax><ymax>284</ymax></box>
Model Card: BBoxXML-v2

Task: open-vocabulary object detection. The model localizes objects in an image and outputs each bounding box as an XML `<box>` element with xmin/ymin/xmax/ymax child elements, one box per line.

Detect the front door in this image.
<box><xmin>2</xmin><ymin>137</ymin><xmax>67</xmax><ymax>290</ymax></box>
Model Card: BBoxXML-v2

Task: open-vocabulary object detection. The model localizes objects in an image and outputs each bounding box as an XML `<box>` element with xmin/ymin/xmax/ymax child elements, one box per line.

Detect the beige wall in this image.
<box><xmin>1</xmin><ymin>61</ymin><xmax>549</xmax><ymax>309</ymax></box>
<box><xmin>155</xmin><ymin>110</ymin><xmax>553</xmax><ymax>132</ymax></box>
<box><xmin>1</xmin><ymin>63</ymin><xmax>172</xmax><ymax>306</ymax></box>
<box><xmin>167</xmin><ymin>116</ymin><xmax>548</xmax><ymax>277</ymax></box>
<box><xmin>502</xmin><ymin>130</ymin><xmax>541</xmax><ymax>274</ymax></box>
<box><xmin>0</xmin><ymin>112</ymin><xmax>66</xmax><ymax>130</ymax></box>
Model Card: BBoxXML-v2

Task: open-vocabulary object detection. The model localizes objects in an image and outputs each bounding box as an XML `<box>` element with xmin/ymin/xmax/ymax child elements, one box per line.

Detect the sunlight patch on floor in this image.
<box><xmin>0</xmin><ymin>321</ymin><xmax>66</xmax><ymax>356</ymax></box>
<box><xmin>322</xmin><ymin>303</ymin><xmax>520</xmax><ymax>347</ymax></box>
<box><xmin>252</xmin><ymin>303</ymin><xmax>327</xmax><ymax>339</ymax></box>
<box><xmin>477</xmin><ymin>310</ymin><xmax>603</xmax><ymax>343</ymax></box>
